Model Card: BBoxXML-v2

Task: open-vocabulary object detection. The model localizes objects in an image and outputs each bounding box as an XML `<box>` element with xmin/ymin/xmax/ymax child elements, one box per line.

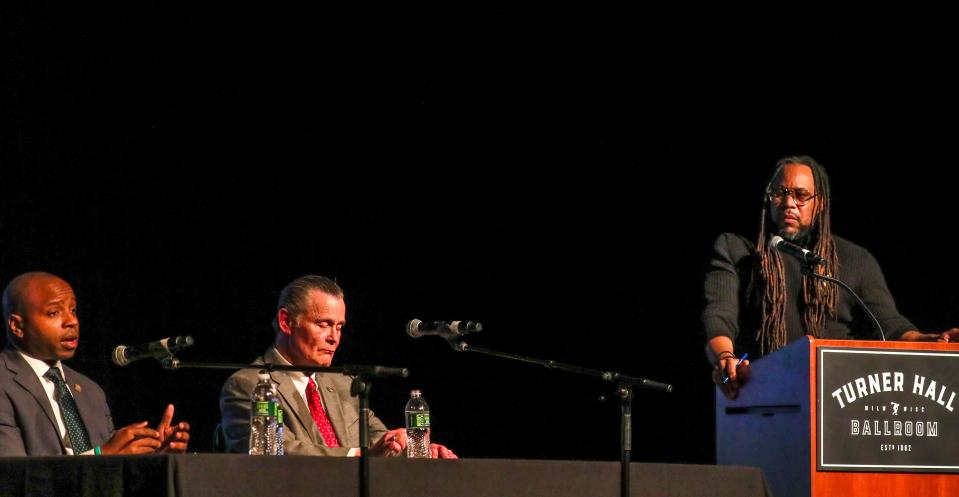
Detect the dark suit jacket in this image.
<box><xmin>219</xmin><ymin>347</ymin><xmax>389</xmax><ymax>456</ymax></box>
<box><xmin>0</xmin><ymin>347</ymin><xmax>115</xmax><ymax>456</ymax></box>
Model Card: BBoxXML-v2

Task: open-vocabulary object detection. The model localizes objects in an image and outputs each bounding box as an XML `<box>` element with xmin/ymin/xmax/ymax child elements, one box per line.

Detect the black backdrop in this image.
<box><xmin>3</xmin><ymin>3</ymin><xmax>958</xmax><ymax>463</ymax></box>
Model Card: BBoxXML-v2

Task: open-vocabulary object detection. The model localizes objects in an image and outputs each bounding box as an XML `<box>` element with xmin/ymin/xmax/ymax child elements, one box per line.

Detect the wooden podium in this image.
<box><xmin>716</xmin><ymin>336</ymin><xmax>959</xmax><ymax>497</ymax></box>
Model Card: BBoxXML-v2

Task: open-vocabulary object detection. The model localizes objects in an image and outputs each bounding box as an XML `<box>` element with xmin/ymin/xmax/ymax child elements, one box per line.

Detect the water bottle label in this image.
<box><xmin>406</xmin><ymin>412</ymin><xmax>430</xmax><ymax>428</ymax></box>
<box><xmin>255</xmin><ymin>401</ymin><xmax>278</xmax><ymax>417</ymax></box>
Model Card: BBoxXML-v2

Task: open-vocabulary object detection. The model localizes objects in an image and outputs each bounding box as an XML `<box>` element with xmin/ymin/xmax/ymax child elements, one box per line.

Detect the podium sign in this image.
<box><xmin>818</xmin><ymin>347</ymin><xmax>959</xmax><ymax>472</ymax></box>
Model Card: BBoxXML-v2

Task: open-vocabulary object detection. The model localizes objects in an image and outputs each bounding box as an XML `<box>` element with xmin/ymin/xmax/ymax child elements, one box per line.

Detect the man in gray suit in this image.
<box><xmin>0</xmin><ymin>271</ymin><xmax>191</xmax><ymax>456</ymax></box>
<box><xmin>220</xmin><ymin>275</ymin><xmax>456</xmax><ymax>458</ymax></box>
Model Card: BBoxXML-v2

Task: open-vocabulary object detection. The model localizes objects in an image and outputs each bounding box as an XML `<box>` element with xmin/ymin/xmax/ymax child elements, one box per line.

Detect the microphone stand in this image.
<box><xmin>800</xmin><ymin>264</ymin><xmax>887</xmax><ymax>340</ymax></box>
<box><xmin>440</xmin><ymin>337</ymin><xmax>673</xmax><ymax>497</ymax></box>
<box><xmin>160</xmin><ymin>356</ymin><xmax>408</xmax><ymax>497</ymax></box>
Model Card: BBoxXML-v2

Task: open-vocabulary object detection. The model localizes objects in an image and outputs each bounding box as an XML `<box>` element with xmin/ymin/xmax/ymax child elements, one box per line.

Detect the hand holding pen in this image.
<box><xmin>721</xmin><ymin>353</ymin><xmax>748</xmax><ymax>384</ymax></box>
<box><xmin>714</xmin><ymin>352</ymin><xmax>751</xmax><ymax>400</ymax></box>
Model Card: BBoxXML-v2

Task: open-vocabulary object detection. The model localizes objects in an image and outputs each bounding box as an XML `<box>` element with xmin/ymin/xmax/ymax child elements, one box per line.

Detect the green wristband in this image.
<box><xmin>94</xmin><ymin>446</ymin><xmax>101</xmax><ymax>455</ymax></box>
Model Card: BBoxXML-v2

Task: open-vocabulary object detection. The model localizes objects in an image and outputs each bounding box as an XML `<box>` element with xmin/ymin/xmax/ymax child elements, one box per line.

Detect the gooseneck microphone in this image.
<box><xmin>769</xmin><ymin>236</ymin><xmax>887</xmax><ymax>341</ymax></box>
<box><xmin>769</xmin><ymin>235</ymin><xmax>826</xmax><ymax>265</ymax></box>
<box><xmin>406</xmin><ymin>319</ymin><xmax>483</xmax><ymax>339</ymax></box>
<box><xmin>112</xmin><ymin>335</ymin><xmax>195</xmax><ymax>366</ymax></box>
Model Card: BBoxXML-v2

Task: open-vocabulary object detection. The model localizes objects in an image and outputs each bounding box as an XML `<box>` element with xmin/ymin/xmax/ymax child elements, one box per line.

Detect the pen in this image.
<box><xmin>721</xmin><ymin>353</ymin><xmax>749</xmax><ymax>385</ymax></box>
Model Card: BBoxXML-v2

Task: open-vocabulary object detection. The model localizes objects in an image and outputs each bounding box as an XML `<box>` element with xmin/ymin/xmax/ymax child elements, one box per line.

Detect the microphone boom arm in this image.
<box><xmin>444</xmin><ymin>337</ymin><xmax>673</xmax><ymax>392</ymax></box>
<box><xmin>159</xmin><ymin>359</ymin><xmax>409</xmax><ymax>378</ymax></box>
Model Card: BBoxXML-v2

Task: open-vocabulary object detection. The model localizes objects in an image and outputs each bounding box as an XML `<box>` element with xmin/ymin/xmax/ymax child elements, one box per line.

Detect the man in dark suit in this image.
<box><xmin>220</xmin><ymin>274</ymin><xmax>456</xmax><ymax>458</ymax></box>
<box><xmin>0</xmin><ymin>271</ymin><xmax>191</xmax><ymax>456</ymax></box>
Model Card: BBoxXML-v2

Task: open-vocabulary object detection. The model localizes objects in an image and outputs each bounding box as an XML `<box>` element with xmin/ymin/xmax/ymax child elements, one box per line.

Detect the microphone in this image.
<box><xmin>112</xmin><ymin>336</ymin><xmax>195</xmax><ymax>366</ymax></box>
<box><xmin>769</xmin><ymin>235</ymin><xmax>825</xmax><ymax>265</ymax></box>
<box><xmin>406</xmin><ymin>319</ymin><xmax>483</xmax><ymax>339</ymax></box>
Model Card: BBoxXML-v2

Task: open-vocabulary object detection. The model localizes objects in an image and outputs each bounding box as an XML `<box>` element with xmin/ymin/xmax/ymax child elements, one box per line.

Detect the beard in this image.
<box><xmin>778</xmin><ymin>225</ymin><xmax>814</xmax><ymax>246</ymax></box>
<box><xmin>780</xmin><ymin>229</ymin><xmax>801</xmax><ymax>241</ymax></box>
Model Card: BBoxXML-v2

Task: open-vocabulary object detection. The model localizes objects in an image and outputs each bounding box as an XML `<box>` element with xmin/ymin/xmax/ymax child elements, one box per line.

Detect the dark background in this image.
<box><xmin>2</xmin><ymin>3</ymin><xmax>957</xmax><ymax>463</ymax></box>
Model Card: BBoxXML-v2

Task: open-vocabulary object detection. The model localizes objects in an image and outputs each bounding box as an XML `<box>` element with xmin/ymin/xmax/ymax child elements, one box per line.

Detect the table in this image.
<box><xmin>0</xmin><ymin>455</ymin><xmax>771</xmax><ymax>497</ymax></box>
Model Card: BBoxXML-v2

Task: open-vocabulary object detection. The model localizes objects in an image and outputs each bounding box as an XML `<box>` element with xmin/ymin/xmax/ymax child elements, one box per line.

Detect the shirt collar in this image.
<box><xmin>17</xmin><ymin>350</ymin><xmax>65</xmax><ymax>381</ymax></box>
<box><xmin>270</xmin><ymin>346</ymin><xmax>315</xmax><ymax>382</ymax></box>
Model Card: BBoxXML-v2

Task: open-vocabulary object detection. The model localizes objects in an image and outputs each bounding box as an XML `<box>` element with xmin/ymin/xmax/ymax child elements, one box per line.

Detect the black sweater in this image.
<box><xmin>702</xmin><ymin>232</ymin><xmax>916</xmax><ymax>358</ymax></box>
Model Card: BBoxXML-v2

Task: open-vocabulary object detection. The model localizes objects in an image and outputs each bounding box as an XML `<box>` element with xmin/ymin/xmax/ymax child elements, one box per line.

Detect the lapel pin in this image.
<box><xmin>325</xmin><ymin>385</ymin><xmax>334</xmax><ymax>393</ymax></box>
<box><xmin>74</xmin><ymin>384</ymin><xmax>82</xmax><ymax>393</ymax></box>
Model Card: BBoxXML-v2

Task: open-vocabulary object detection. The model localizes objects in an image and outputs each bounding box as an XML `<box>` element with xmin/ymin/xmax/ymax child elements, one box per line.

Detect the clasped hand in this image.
<box><xmin>368</xmin><ymin>428</ymin><xmax>457</xmax><ymax>459</ymax></box>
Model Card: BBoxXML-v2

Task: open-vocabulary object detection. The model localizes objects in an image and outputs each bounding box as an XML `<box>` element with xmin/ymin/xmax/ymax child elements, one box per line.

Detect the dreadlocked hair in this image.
<box><xmin>755</xmin><ymin>156</ymin><xmax>839</xmax><ymax>355</ymax></box>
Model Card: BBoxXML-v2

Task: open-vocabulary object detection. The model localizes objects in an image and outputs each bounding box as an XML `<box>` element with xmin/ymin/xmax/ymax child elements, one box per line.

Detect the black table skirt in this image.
<box><xmin>0</xmin><ymin>455</ymin><xmax>771</xmax><ymax>497</ymax></box>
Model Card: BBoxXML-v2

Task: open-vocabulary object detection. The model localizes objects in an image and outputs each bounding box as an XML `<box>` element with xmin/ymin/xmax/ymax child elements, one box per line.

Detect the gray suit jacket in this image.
<box><xmin>219</xmin><ymin>347</ymin><xmax>389</xmax><ymax>456</ymax></box>
<box><xmin>0</xmin><ymin>347</ymin><xmax>115</xmax><ymax>456</ymax></box>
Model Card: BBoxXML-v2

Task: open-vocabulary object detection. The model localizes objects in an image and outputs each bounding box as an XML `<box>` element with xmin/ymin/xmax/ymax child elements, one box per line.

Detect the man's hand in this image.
<box><xmin>430</xmin><ymin>443</ymin><xmax>457</xmax><ymax>459</ymax></box>
<box><xmin>711</xmin><ymin>355</ymin><xmax>751</xmax><ymax>400</ymax></box>
<box><xmin>899</xmin><ymin>329</ymin><xmax>959</xmax><ymax>342</ymax></box>
<box><xmin>368</xmin><ymin>429</ymin><xmax>457</xmax><ymax>458</ymax></box>
<box><xmin>99</xmin><ymin>422</ymin><xmax>162</xmax><ymax>455</ymax></box>
<box><xmin>368</xmin><ymin>428</ymin><xmax>407</xmax><ymax>457</ymax></box>
<box><xmin>156</xmin><ymin>404</ymin><xmax>191</xmax><ymax>453</ymax></box>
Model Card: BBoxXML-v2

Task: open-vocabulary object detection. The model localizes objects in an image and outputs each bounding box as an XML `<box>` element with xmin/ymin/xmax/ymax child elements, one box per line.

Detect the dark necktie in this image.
<box><xmin>44</xmin><ymin>367</ymin><xmax>92</xmax><ymax>453</ymax></box>
<box><xmin>306</xmin><ymin>378</ymin><xmax>341</xmax><ymax>447</ymax></box>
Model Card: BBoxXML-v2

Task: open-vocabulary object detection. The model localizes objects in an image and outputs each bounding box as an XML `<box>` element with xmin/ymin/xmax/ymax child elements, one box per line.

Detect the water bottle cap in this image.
<box><xmin>410</xmin><ymin>389</ymin><xmax>421</xmax><ymax>397</ymax></box>
<box><xmin>258</xmin><ymin>371</ymin><xmax>270</xmax><ymax>381</ymax></box>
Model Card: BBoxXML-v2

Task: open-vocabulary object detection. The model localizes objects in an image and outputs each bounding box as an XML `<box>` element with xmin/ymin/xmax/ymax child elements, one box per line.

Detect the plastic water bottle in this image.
<box><xmin>275</xmin><ymin>406</ymin><xmax>285</xmax><ymax>455</ymax></box>
<box><xmin>405</xmin><ymin>389</ymin><xmax>431</xmax><ymax>458</ymax></box>
<box><xmin>249</xmin><ymin>371</ymin><xmax>280</xmax><ymax>455</ymax></box>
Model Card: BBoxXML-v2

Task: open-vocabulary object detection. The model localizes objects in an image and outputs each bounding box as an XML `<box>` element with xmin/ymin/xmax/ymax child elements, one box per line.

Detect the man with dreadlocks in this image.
<box><xmin>703</xmin><ymin>155</ymin><xmax>959</xmax><ymax>399</ymax></box>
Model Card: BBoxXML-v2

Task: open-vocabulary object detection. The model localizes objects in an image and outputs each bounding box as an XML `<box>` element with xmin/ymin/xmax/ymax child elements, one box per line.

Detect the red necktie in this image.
<box><xmin>306</xmin><ymin>378</ymin><xmax>341</xmax><ymax>447</ymax></box>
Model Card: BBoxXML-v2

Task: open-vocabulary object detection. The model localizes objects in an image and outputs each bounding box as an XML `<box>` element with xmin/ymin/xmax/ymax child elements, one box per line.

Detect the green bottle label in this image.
<box><xmin>254</xmin><ymin>401</ymin><xmax>278</xmax><ymax>417</ymax></box>
<box><xmin>406</xmin><ymin>412</ymin><xmax>430</xmax><ymax>428</ymax></box>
